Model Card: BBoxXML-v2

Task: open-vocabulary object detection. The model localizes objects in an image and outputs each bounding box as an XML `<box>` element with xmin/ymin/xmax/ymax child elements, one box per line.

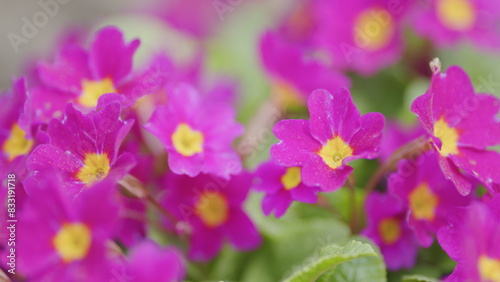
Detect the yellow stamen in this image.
<box><xmin>281</xmin><ymin>167</ymin><xmax>302</xmax><ymax>190</ymax></box>
<box><xmin>172</xmin><ymin>123</ymin><xmax>204</xmax><ymax>157</ymax></box>
<box><xmin>433</xmin><ymin>117</ymin><xmax>459</xmax><ymax>156</ymax></box>
<box><xmin>53</xmin><ymin>223</ymin><xmax>92</xmax><ymax>263</ymax></box>
<box><xmin>478</xmin><ymin>256</ymin><xmax>500</xmax><ymax>282</ymax></box>
<box><xmin>409</xmin><ymin>183</ymin><xmax>439</xmax><ymax>221</ymax></box>
<box><xmin>378</xmin><ymin>218</ymin><xmax>401</xmax><ymax>245</ymax></box>
<box><xmin>437</xmin><ymin>0</ymin><xmax>476</xmax><ymax>31</ymax></box>
<box><xmin>79</xmin><ymin>78</ymin><xmax>117</xmax><ymax>108</ymax></box>
<box><xmin>317</xmin><ymin>136</ymin><xmax>353</xmax><ymax>169</ymax></box>
<box><xmin>195</xmin><ymin>192</ymin><xmax>229</xmax><ymax>228</ymax></box>
<box><xmin>2</xmin><ymin>123</ymin><xmax>33</xmax><ymax>161</ymax></box>
<box><xmin>353</xmin><ymin>7</ymin><xmax>395</xmax><ymax>51</ymax></box>
<box><xmin>76</xmin><ymin>153</ymin><xmax>110</xmax><ymax>185</ymax></box>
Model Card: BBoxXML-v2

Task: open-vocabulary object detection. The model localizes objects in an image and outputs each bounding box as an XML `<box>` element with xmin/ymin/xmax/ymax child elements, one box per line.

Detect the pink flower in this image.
<box><xmin>161</xmin><ymin>172</ymin><xmax>261</xmax><ymax>261</ymax></box>
<box><xmin>411</xmin><ymin>65</ymin><xmax>500</xmax><ymax>195</ymax></box>
<box><xmin>144</xmin><ymin>83</ymin><xmax>243</xmax><ymax>179</ymax></box>
<box><xmin>362</xmin><ymin>192</ymin><xmax>419</xmax><ymax>270</ymax></box>
<box><xmin>271</xmin><ymin>88</ymin><xmax>385</xmax><ymax>191</ymax></box>
<box><xmin>379</xmin><ymin>120</ymin><xmax>425</xmax><ymax>163</ymax></box>
<box><xmin>254</xmin><ymin>161</ymin><xmax>320</xmax><ymax>217</ymax></box>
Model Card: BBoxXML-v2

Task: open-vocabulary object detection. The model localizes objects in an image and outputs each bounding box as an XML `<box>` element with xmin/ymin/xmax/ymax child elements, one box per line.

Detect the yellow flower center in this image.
<box><xmin>281</xmin><ymin>167</ymin><xmax>302</xmax><ymax>190</ymax></box>
<box><xmin>195</xmin><ymin>192</ymin><xmax>229</xmax><ymax>228</ymax></box>
<box><xmin>2</xmin><ymin>123</ymin><xmax>33</xmax><ymax>161</ymax></box>
<box><xmin>78</xmin><ymin>78</ymin><xmax>117</xmax><ymax>108</ymax></box>
<box><xmin>76</xmin><ymin>153</ymin><xmax>110</xmax><ymax>185</ymax></box>
<box><xmin>53</xmin><ymin>223</ymin><xmax>92</xmax><ymax>263</ymax></box>
<box><xmin>478</xmin><ymin>256</ymin><xmax>500</xmax><ymax>282</ymax></box>
<box><xmin>271</xmin><ymin>79</ymin><xmax>305</xmax><ymax>108</ymax></box>
<box><xmin>353</xmin><ymin>7</ymin><xmax>395</xmax><ymax>51</ymax></box>
<box><xmin>172</xmin><ymin>123</ymin><xmax>204</xmax><ymax>157</ymax></box>
<box><xmin>437</xmin><ymin>0</ymin><xmax>476</xmax><ymax>31</ymax></box>
<box><xmin>409</xmin><ymin>182</ymin><xmax>439</xmax><ymax>221</ymax></box>
<box><xmin>433</xmin><ymin>117</ymin><xmax>459</xmax><ymax>156</ymax></box>
<box><xmin>378</xmin><ymin>218</ymin><xmax>401</xmax><ymax>245</ymax></box>
<box><xmin>317</xmin><ymin>136</ymin><xmax>353</xmax><ymax>170</ymax></box>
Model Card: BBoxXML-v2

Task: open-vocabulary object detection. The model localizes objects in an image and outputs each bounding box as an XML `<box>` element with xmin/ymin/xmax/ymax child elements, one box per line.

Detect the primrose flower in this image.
<box><xmin>125</xmin><ymin>240</ymin><xmax>185</xmax><ymax>282</ymax></box>
<box><xmin>144</xmin><ymin>83</ymin><xmax>243</xmax><ymax>179</ymax></box>
<box><xmin>17</xmin><ymin>174</ymin><xmax>119</xmax><ymax>281</ymax></box>
<box><xmin>437</xmin><ymin>195</ymin><xmax>500</xmax><ymax>281</ymax></box>
<box><xmin>411</xmin><ymin>65</ymin><xmax>500</xmax><ymax>195</ymax></box>
<box><xmin>260</xmin><ymin>31</ymin><xmax>350</xmax><ymax>106</ymax></box>
<box><xmin>162</xmin><ymin>172</ymin><xmax>261</xmax><ymax>261</ymax></box>
<box><xmin>254</xmin><ymin>161</ymin><xmax>320</xmax><ymax>217</ymax></box>
<box><xmin>113</xmin><ymin>196</ymin><xmax>147</xmax><ymax>247</ymax></box>
<box><xmin>311</xmin><ymin>0</ymin><xmax>409</xmax><ymax>75</ymax></box>
<box><xmin>362</xmin><ymin>192</ymin><xmax>419</xmax><ymax>270</ymax></box>
<box><xmin>26</xmin><ymin>102</ymin><xmax>135</xmax><ymax>197</ymax></box>
<box><xmin>379</xmin><ymin>121</ymin><xmax>425</xmax><ymax>163</ymax></box>
<box><xmin>271</xmin><ymin>88</ymin><xmax>385</xmax><ymax>191</ymax></box>
<box><xmin>412</xmin><ymin>0</ymin><xmax>500</xmax><ymax>48</ymax></box>
<box><xmin>389</xmin><ymin>151</ymin><xmax>472</xmax><ymax>247</ymax></box>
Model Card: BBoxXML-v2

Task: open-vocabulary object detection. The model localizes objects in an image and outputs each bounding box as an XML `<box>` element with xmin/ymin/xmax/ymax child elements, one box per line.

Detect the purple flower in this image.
<box><xmin>144</xmin><ymin>83</ymin><xmax>243</xmax><ymax>179</ymax></box>
<box><xmin>379</xmin><ymin>120</ymin><xmax>425</xmax><ymax>163</ymax></box>
<box><xmin>271</xmin><ymin>88</ymin><xmax>385</xmax><ymax>191</ymax></box>
<box><xmin>260</xmin><ymin>31</ymin><xmax>350</xmax><ymax>106</ymax></box>
<box><xmin>161</xmin><ymin>172</ymin><xmax>261</xmax><ymax>261</ymax></box>
<box><xmin>311</xmin><ymin>0</ymin><xmax>410</xmax><ymax>75</ymax></box>
<box><xmin>254</xmin><ymin>161</ymin><xmax>319</xmax><ymax>217</ymax></box>
<box><xmin>437</xmin><ymin>195</ymin><xmax>500</xmax><ymax>281</ymax></box>
<box><xmin>411</xmin><ymin>0</ymin><xmax>500</xmax><ymax>48</ymax></box>
<box><xmin>362</xmin><ymin>192</ymin><xmax>419</xmax><ymax>271</ymax></box>
<box><xmin>389</xmin><ymin>151</ymin><xmax>472</xmax><ymax>247</ymax></box>
<box><xmin>26</xmin><ymin>102</ymin><xmax>135</xmax><ymax>197</ymax></box>
<box><xmin>113</xmin><ymin>196</ymin><xmax>147</xmax><ymax>247</ymax></box>
<box><xmin>411</xmin><ymin>65</ymin><xmax>500</xmax><ymax>195</ymax></box>
<box><xmin>125</xmin><ymin>240</ymin><xmax>185</xmax><ymax>282</ymax></box>
<box><xmin>16</xmin><ymin>174</ymin><xmax>119</xmax><ymax>281</ymax></box>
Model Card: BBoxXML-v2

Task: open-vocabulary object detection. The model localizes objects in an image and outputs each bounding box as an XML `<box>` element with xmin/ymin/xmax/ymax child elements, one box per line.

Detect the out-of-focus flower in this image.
<box><xmin>271</xmin><ymin>88</ymin><xmax>385</xmax><ymax>191</ymax></box>
<box><xmin>113</xmin><ymin>196</ymin><xmax>147</xmax><ymax>248</ymax></box>
<box><xmin>276</xmin><ymin>0</ymin><xmax>317</xmax><ymax>45</ymax></box>
<box><xmin>125</xmin><ymin>240</ymin><xmax>185</xmax><ymax>282</ymax></box>
<box><xmin>260</xmin><ymin>31</ymin><xmax>351</xmax><ymax>106</ymax></box>
<box><xmin>379</xmin><ymin>120</ymin><xmax>425</xmax><ymax>163</ymax></box>
<box><xmin>254</xmin><ymin>161</ymin><xmax>319</xmax><ymax>217</ymax></box>
<box><xmin>26</xmin><ymin>102</ymin><xmax>136</xmax><ymax>197</ymax></box>
<box><xmin>144</xmin><ymin>83</ymin><xmax>243</xmax><ymax>179</ymax></box>
<box><xmin>389</xmin><ymin>151</ymin><xmax>472</xmax><ymax>247</ymax></box>
<box><xmin>411</xmin><ymin>0</ymin><xmax>500</xmax><ymax>48</ymax></box>
<box><xmin>411</xmin><ymin>65</ymin><xmax>500</xmax><ymax>195</ymax></box>
<box><xmin>162</xmin><ymin>172</ymin><xmax>261</xmax><ymax>261</ymax></box>
<box><xmin>362</xmin><ymin>192</ymin><xmax>419</xmax><ymax>270</ymax></box>
<box><xmin>312</xmin><ymin>0</ymin><xmax>410</xmax><ymax>75</ymax></box>
<box><xmin>437</xmin><ymin>195</ymin><xmax>500</xmax><ymax>281</ymax></box>
<box><xmin>17</xmin><ymin>174</ymin><xmax>119</xmax><ymax>281</ymax></box>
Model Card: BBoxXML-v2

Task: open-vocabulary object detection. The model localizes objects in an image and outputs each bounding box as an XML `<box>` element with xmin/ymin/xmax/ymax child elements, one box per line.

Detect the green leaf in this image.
<box><xmin>282</xmin><ymin>240</ymin><xmax>385</xmax><ymax>282</ymax></box>
<box><xmin>402</xmin><ymin>274</ymin><xmax>440</xmax><ymax>282</ymax></box>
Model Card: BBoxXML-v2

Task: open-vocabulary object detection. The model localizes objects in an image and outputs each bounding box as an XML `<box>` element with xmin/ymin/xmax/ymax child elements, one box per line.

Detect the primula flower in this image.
<box><xmin>379</xmin><ymin>120</ymin><xmax>425</xmax><ymax>163</ymax></box>
<box><xmin>437</xmin><ymin>195</ymin><xmax>500</xmax><ymax>281</ymax></box>
<box><xmin>162</xmin><ymin>172</ymin><xmax>261</xmax><ymax>261</ymax></box>
<box><xmin>411</xmin><ymin>0</ymin><xmax>500</xmax><ymax>48</ymax></box>
<box><xmin>254</xmin><ymin>161</ymin><xmax>320</xmax><ymax>217</ymax></box>
<box><xmin>144</xmin><ymin>83</ymin><xmax>243</xmax><ymax>179</ymax></box>
<box><xmin>17</xmin><ymin>174</ymin><xmax>120</xmax><ymax>281</ymax></box>
<box><xmin>411</xmin><ymin>65</ymin><xmax>500</xmax><ymax>195</ymax></box>
<box><xmin>260</xmin><ymin>31</ymin><xmax>350</xmax><ymax>106</ymax></box>
<box><xmin>125</xmin><ymin>240</ymin><xmax>185</xmax><ymax>282</ymax></box>
<box><xmin>389</xmin><ymin>151</ymin><xmax>472</xmax><ymax>247</ymax></box>
<box><xmin>311</xmin><ymin>0</ymin><xmax>409</xmax><ymax>75</ymax></box>
<box><xmin>26</xmin><ymin>102</ymin><xmax>135</xmax><ymax>197</ymax></box>
<box><xmin>113</xmin><ymin>196</ymin><xmax>147</xmax><ymax>247</ymax></box>
<box><xmin>362</xmin><ymin>192</ymin><xmax>419</xmax><ymax>270</ymax></box>
<box><xmin>271</xmin><ymin>88</ymin><xmax>385</xmax><ymax>191</ymax></box>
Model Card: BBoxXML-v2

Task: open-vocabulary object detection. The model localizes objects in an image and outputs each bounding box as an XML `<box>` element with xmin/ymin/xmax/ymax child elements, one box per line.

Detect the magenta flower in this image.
<box><xmin>113</xmin><ymin>196</ymin><xmax>147</xmax><ymax>247</ymax></box>
<box><xmin>26</xmin><ymin>102</ymin><xmax>136</xmax><ymax>197</ymax></box>
<box><xmin>254</xmin><ymin>161</ymin><xmax>320</xmax><ymax>217</ymax></box>
<box><xmin>311</xmin><ymin>0</ymin><xmax>409</xmax><ymax>75</ymax></box>
<box><xmin>389</xmin><ymin>151</ymin><xmax>472</xmax><ymax>247</ymax></box>
<box><xmin>362</xmin><ymin>192</ymin><xmax>419</xmax><ymax>271</ymax></box>
<box><xmin>260</xmin><ymin>31</ymin><xmax>350</xmax><ymax>105</ymax></box>
<box><xmin>379</xmin><ymin>120</ymin><xmax>425</xmax><ymax>163</ymax></box>
<box><xmin>144</xmin><ymin>83</ymin><xmax>243</xmax><ymax>179</ymax></box>
<box><xmin>271</xmin><ymin>88</ymin><xmax>385</xmax><ymax>191</ymax></box>
<box><xmin>411</xmin><ymin>0</ymin><xmax>500</xmax><ymax>48</ymax></box>
<box><xmin>17</xmin><ymin>174</ymin><xmax>119</xmax><ymax>281</ymax></box>
<box><xmin>411</xmin><ymin>65</ymin><xmax>500</xmax><ymax>195</ymax></box>
<box><xmin>125</xmin><ymin>240</ymin><xmax>185</xmax><ymax>282</ymax></box>
<box><xmin>162</xmin><ymin>172</ymin><xmax>261</xmax><ymax>261</ymax></box>
<box><xmin>437</xmin><ymin>195</ymin><xmax>500</xmax><ymax>281</ymax></box>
